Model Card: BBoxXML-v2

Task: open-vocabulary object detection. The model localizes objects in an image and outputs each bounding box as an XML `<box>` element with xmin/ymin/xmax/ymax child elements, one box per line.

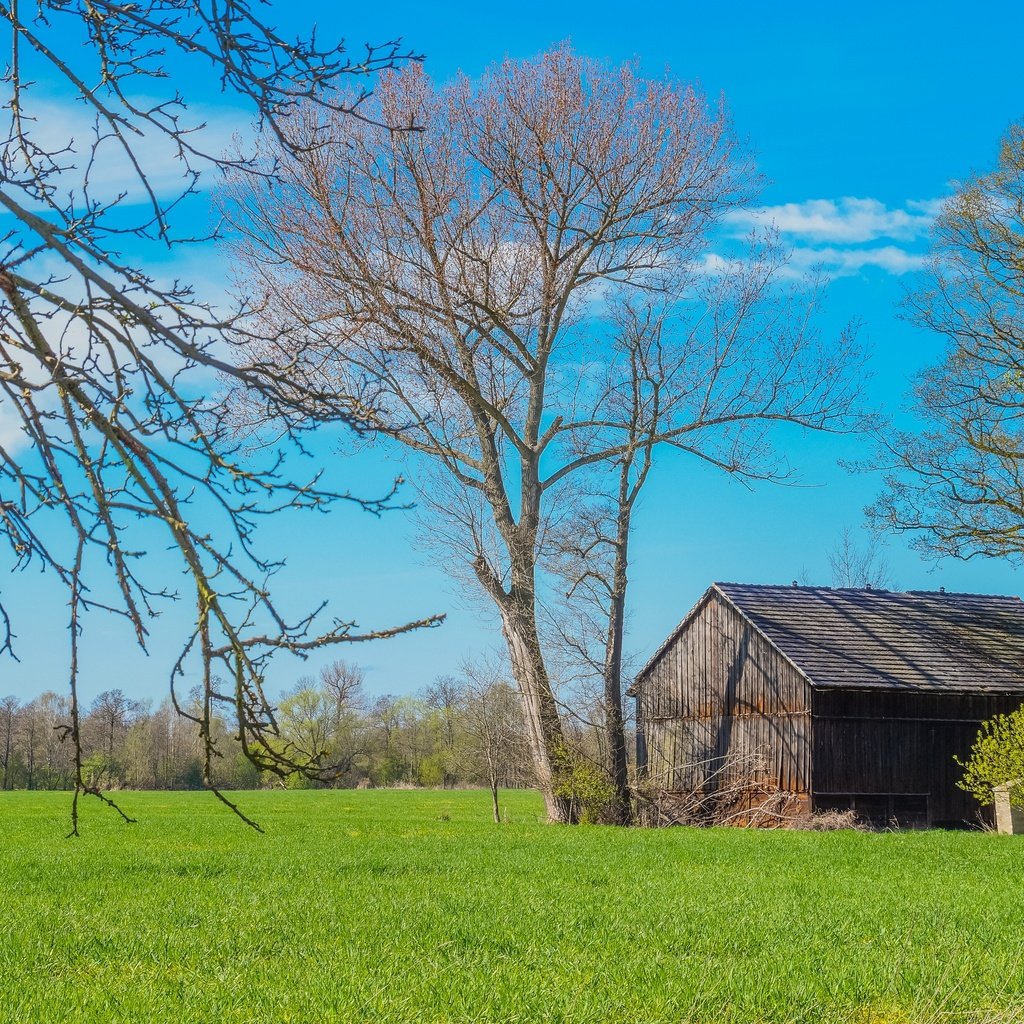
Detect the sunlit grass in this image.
<box><xmin>1</xmin><ymin>789</ymin><xmax>1023</xmax><ymax>1023</ymax></box>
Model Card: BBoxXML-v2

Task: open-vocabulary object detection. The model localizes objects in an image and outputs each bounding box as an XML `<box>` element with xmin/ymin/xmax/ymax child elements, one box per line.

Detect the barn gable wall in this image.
<box><xmin>636</xmin><ymin>589</ymin><xmax>812</xmax><ymax>797</ymax></box>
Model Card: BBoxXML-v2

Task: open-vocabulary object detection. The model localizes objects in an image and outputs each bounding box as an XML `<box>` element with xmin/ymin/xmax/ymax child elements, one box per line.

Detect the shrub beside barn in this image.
<box><xmin>630</xmin><ymin>584</ymin><xmax>1024</xmax><ymax>827</ymax></box>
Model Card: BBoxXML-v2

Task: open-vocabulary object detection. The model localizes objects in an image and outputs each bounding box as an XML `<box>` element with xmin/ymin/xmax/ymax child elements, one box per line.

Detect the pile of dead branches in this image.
<box><xmin>632</xmin><ymin>750</ymin><xmax>864</xmax><ymax>830</ymax></box>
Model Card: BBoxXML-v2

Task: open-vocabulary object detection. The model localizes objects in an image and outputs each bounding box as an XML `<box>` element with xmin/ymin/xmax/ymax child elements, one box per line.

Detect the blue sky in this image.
<box><xmin>4</xmin><ymin>0</ymin><xmax>1024</xmax><ymax>705</ymax></box>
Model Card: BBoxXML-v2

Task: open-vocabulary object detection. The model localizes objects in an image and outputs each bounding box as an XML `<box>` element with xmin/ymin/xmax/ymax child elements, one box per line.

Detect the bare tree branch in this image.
<box><xmin>0</xmin><ymin>2</ymin><xmax>436</xmax><ymax>832</ymax></box>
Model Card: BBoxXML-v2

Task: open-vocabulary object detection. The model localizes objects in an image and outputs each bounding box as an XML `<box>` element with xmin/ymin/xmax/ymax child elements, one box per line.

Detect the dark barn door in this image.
<box><xmin>811</xmin><ymin>688</ymin><xmax>1024</xmax><ymax>829</ymax></box>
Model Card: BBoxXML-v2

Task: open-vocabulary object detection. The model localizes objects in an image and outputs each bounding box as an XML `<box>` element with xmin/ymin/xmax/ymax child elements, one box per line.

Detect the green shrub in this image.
<box><xmin>552</xmin><ymin>747</ymin><xmax>617</xmax><ymax>824</ymax></box>
<box><xmin>956</xmin><ymin>709</ymin><xmax>1024</xmax><ymax>805</ymax></box>
<box><xmin>418</xmin><ymin>754</ymin><xmax>447</xmax><ymax>787</ymax></box>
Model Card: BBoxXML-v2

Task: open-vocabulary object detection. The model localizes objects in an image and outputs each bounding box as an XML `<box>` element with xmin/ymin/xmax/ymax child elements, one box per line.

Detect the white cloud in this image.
<box><xmin>724</xmin><ymin>196</ymin><xmax>939</xmax><ymax>244</ymax></box>
<box><xmin>694</xmin><ymin>243</ymin><xmax>926</xmax><ymax>282</ymax></box>
<box><xmin>788</xmin><ymin>244</ymin><xmax>927</xmax><ymax>277</ymax></box>
<box><xmin>693</xmin><ymin>252</ymin><xmax>747</xmax><ymax>277</ymax></box>
<box><xmin>704</xmin><ymin>194</ymin><xmax>945</xmax><ymax>280</ymax></box>
<box><xmin>906</xmin><ymin>197</ymin><xmax>947</xmax><ymax>218</ymax></box>
<box><xmin>4</xmin><ymin>93</ymin><xmax>252</xmax><ymax>209</ymax></box>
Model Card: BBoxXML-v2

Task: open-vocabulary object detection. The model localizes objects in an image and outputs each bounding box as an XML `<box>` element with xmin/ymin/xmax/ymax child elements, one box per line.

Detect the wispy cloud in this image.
<box><xmin>695</xmin><ymin>243</ymin><xmax>927</xmax><ymax>280</ymax></box>
<box><xmin>787</xmin><ymin>244</ymin><xmax>928</xmax><ymax>277</ymax></box>
<box><xmin>4</xmin><ymin>94</ymin><xmax>252</xmax><ymax>209</ymax></box>
<box><xmin>724</xmin><ymin>196</ymin><xmax>941</xmax><ymax>244</ymax></box>
<box><xmin>698</xmin><ymin>195</ymin><xmax>946</xmax><ymax>279</ymax></box>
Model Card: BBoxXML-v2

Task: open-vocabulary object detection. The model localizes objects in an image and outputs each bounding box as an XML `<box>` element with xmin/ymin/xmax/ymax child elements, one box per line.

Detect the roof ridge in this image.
<box><xmin>715</xmin><ymin>581</ymin><xmax>1022</xmax><ymax>601</ymax></box>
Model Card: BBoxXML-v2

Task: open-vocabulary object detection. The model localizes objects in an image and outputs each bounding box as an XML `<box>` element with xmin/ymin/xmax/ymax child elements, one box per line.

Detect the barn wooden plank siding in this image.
<box><xmin>636</xmin><ymin>588</ymin><xmax>812</xmax><ymax>804</ymax></box>
<box><xmin>632</xmin><ymin>584</ymin><xmax>1024</xmax><ymax>828</ymax></box>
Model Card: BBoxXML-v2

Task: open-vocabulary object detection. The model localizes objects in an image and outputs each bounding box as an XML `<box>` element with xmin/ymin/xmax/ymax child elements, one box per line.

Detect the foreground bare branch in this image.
<box><xmin>0</xmin><ymin>2</ymin><xmax>436</xmax><ymax>831</ymax></box>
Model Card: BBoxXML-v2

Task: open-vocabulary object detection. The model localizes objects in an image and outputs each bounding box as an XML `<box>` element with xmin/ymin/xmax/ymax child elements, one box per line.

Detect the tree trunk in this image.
<box><xmin>499</xmin><ymin>602</ymin><xmax>574</xmax><ymax>823</ymax></box>
<box><xmin>0</xmin><ymin>707</ymin><xmax>11</xmax><ymax>791</ymax></box>
<box><xmin>490</xmin><ymin>772</ymin><xmax>501</xmax><ymax>824</ymax></box>
<box><xmin>602</xmin><ymin>474</ymin><xmax>634</xmax><ymax>824</ymax></box>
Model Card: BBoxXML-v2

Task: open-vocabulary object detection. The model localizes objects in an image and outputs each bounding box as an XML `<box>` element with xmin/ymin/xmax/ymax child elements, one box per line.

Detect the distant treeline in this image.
<box><xmin>0</xmin><ymin>661</ymin><xmax>538</xmax><ymax>793</ymax></box>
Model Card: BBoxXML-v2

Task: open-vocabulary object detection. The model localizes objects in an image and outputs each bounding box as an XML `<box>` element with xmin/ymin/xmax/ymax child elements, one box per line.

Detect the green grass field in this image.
<box><xmin>2</xmin><ymin>789</ymin><xmax>1023</xmax><ymax>1023</ymax></box>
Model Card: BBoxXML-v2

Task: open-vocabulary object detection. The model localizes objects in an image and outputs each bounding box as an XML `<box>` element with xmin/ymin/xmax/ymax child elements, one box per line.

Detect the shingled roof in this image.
<box><xmin>637</xmin><ymin>583</ymin><xmax>1024</xmax><ymax>693</ymax></box>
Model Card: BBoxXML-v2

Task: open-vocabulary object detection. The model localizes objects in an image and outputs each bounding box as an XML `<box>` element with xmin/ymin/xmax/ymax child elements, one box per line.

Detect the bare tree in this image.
<box><xmin>231</xmin><ymin>48</ymin><xmax>865</xmax><ymax>821</ymax></box>
<box><xmin>871</xmin><ymin>121</ymin><xmax>1024</xmax><ymax>562</ymax></box>
<box><xmin>0</xmin><ymin>3</ymin><xmax>438</xmax><ymax>831</ymax></box>
<box><xmin>80</xmin><ymin>688</ymin><xmax>143</xmax><ymax>786</ymax></box>
<box><xmin>12</xmin><ymin>691</ymin><xmax>70</xmax><ymax>788</ymax></box>
<box><xmin>460</xmin><ymin>657</ymin><xmax>530</xmax><ymax>823</ymax></box>
<box><xmin>87</xmin><ymin>689</ymin><xmax>143</xmax><ymax>762</ymax></box>
<box><xmin>319</xmin><ymin>660</ymin><xmax>367</xmax><ymax>712</ymax></box>
<box><xmin>827</xmin><ymin>527</ymin><xmax>893</xmax><ymax>589</ymax></box>
<box><xmin>547</xmin><ymin>250</ymin><xmax>864</xmax><ymax>819</ymax></box>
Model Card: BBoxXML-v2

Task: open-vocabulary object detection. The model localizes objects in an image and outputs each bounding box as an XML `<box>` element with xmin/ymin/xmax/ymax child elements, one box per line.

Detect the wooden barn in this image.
<box><xmin>631</xmin><ymin>583</ymin><xmax>1024</xmax><ymax>827</ymax></box>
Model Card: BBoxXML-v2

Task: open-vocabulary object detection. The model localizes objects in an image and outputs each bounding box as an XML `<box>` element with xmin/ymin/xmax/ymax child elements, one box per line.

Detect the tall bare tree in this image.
<box><xmin>0</xmin><ymin>2</ymin><xmax>436</xmax><ymax>832</ymax></box>
<box><xmin>547</xmin><ymin>247</ymin><xmax>864</xmax><ymax>819</ymax></box>
<box><xmin>84</xmin><ymin>688</ymin><xmax>143</xmax><ymax>784</ymax></box>
<box><xmin>319</xmin><ymin>660</ymin><xmax>367</xmax><ymax>712</ymax></box>
<box><xmin>231</xmin><ymin>48</ymin><xmax>865</xmax><ymax>821</ymax></box>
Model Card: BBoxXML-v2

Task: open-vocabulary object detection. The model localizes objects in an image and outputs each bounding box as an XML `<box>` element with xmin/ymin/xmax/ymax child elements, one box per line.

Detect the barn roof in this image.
<box><xmin>636</xmin><ymin>583</ymin><xmax>1024</xmax><ymax>694</ymax></box>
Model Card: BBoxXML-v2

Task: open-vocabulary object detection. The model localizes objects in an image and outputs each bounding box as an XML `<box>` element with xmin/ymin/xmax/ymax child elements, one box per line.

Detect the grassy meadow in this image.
<box><xmin>2</xmin><ymin>789</ymin><xmax>1023</xmax><ymax>1023</ymax></box>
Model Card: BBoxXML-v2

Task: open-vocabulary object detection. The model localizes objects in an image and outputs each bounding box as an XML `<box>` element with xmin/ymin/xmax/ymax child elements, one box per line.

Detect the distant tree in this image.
<box><xmin>872</xmin><ymin>121</ymin><xmax>1024</xmax><ymax>562</ymax></box>
<box><xmin>275</xmin><ymin>681</ymin><xmax>368</xmax><ymax>782</ymax></box>
<box><xmin>1</xmin><ymin>695</ymin><xmax>19</xmax><ymax>789</ymax></box>
<box><xmin>319</xmin><ymin>661</ymin><xmax>368</xmax><ymax>713</ymax></box>
<box><xmin>80</xmin><ymin>689</ymin><xmax>143</xmax><ymax>787</ymax></box>
<box><xmin>17</xmin><ymin>699</ymin><xmax>39</xmax><ymax>789</ymax></box>
<box><xmin>0</xmin><ymin>1</ymin><xmax>433</xmax><ymax>831</ymax></box>
<box><xmin>15</xmin><ymin>693</ymin><xmax>72</xmax><ymax>788</ymax></box>
<box><xmin>147</xmin><ymin>699</ymin><xmax>204</xmax><ymax>790</ymax></box>
<box><xmin>232</xmin><ymin>47</ymin><xmax>865</xmax><ymax>822</ymax></box>
<box><xmin>370</xmin><ymin>694</ymin><xmax>401</xmax><ymax>753</ymax></box>
<box><xmin>88</xmin><ymin>690</ymin><xmax>143</xmax><ymax>761</ymax></box>
<box><xmin>827</xmin><ymin>527</ymin><xmax>893</xmax><ymax>589</ymax></box>
<box><xmin>279</xmin><ymin>686</ymin><xmax>333</xmax><ymax>768</ymax></box>
<box><xmin>121</xmin><ymin>716</ymin><xmax>158</xmax><ymax>790</ymax></box>
<box><xmin>425</xmin><ymin>676</ymin><xmax>465</xmax><ymax>788</ymax></box>
<box><xmin>34</xmin><ymin>691</ymin><xmax>74</xmax><ymax>789</ymax></box>
<box><xmin>460</xmin><ymin>657</ymin><xmax>531</xmax><ymax>822</ymax></box>
<box><xmin>310</xmin><ymin>660</ymin><xmax>372</xmax><ymax>784</ymax></box>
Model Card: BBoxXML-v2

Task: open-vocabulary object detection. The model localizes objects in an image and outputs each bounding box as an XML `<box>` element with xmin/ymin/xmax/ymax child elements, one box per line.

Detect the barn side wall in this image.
<box><xmin>636</xmin><ymin>590</ymin><xmax>812</xmax><ymax>800</ymax></box>
<box><xmin>812</xmin><ymin>689</ymin><xmax>1024</xmax><ymax>827</ymax></box>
